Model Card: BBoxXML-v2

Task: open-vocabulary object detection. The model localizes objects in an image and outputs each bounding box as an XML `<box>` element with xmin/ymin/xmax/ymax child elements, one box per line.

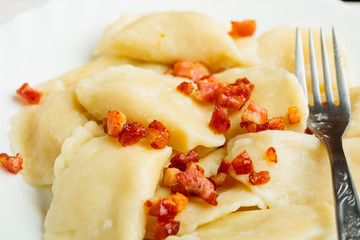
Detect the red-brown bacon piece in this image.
<box><xmin>266</xmin><ymin>147</ymin><xmax>278</xmax><ymax>163</ymax></box>
<box><xmin>145</xmin><ymin>120</ymin><xmax>170</xmax><ymax>149</ymax></box>
<box><xmin>231</xmin><ymin>151</ymin><xmax>253</xmax><ymax>175</ymax></box>
<box><xmin>287</xmin><ymin>106</ymin><xmax>301</xmax><ymax>124</ymax></box>
<box><xmin>217</xmin><ymin>158</ymin><xmax>231</xmax><ymax>174</ymax></box>
<box><xmin>228</xmin><ymin>20</ymin><xmax>257</xmax><ymax>38</ymax></box>
<box><xmin>209</xmin><ymin>106</ymin><xmax>230</xmax><ymax>134</ymax></box>
<box><xmin>267</xmin><ymin>117</ymin><xmax>285</xmax><ymax>130</ymax></box>
<box><xmin>16</xmin><ymin>83</ymin><xmax>42</xmax><ymax>105</ymax></box>
<box><xmin>171</xmin><ymin>61</ymin><xmax>210</xmax><ymax>82</ymax></box>
<box><xmin>104</xmin><ymin>110</ymin><xmax>127</xmax><ymax>137</ymax></box>
<box><xmin>118</xmin><ymin>122</ymin><xmax>146</xmax><ymax>146</ymax></box>
<box><xmin>168</xmin><ymin>149</ymin><xmax>199</xmax><ymax>171</ymax></box>
<box><xmin>215</xmin><ymin>78</ymin><xmax>254</xmax><ymax>110</ymax></box>
<box><xmin>249</xmin><ymin>170</ymin><xmax>270</xmax><ymax>185</ymax></box>
<box><xmin>176</xmin><ymin>162</ymin><xmax>218</xmax><ymax>205</ymax></box>
<box><xmin>0</xmin><ymin>153</ymin><xmax>23</xmax><ymax>174</ymax></box>
<box><xmin>154</xmin><ymin>218</ymin><xmax>180</xmax><ymax>240</ymax></box>
<box><xmin>176</xmin><ymin>81</ymin><xmax>194</xmax><ymax>95</ymax></box>
<box><xmin>242</xmin><ymin>101</ymin><xmax>268</xmax><ymax>125</ymax></box>
<box><xmin>240</xmin><ymin>117</ymin><xmax>285</xmax><ymax>133</ymax></box>
<box><xmin>194</xmin><ymin>79</ymin><xmax>226</xmax><ymax>103</ymax></box>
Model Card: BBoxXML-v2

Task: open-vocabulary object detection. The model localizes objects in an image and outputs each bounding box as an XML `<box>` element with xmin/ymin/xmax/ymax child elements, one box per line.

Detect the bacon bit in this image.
<box><xmin>209</xmin><ymin>106</ymin><xmax>230</xmax><ymax>134</ymax></box>
<box><xmin>217</xmin><ymin>158</ymin><xmax>231</xmax><ymax>174</ymax></box>
<box><xmin>240</xmin><ymin>121</ymin><xmax>268</xmax><ymax>133</ymax></box>
<box><xmin>154</xmin><ymin>218</ymin><xmax>180</xmax><ymax>240</ymax></box>
<box><xmin>105</xmin><ymin>110</ymin><xmax>127</xmax><ymax>137</ymax></box>
<box><xmin>228</xmin><ymin>20</ymin><xmax>257</xmax><ymax>38</ymax></box>
<box><xmin>304</xmin><ymin>127</ymin><xmax>313</xmax><ymax>135</ymax></box>
<box><xmin>0</xmin><ymin>153</ymin><xmax>23</xmax><ymax>174</ymax></box>
<box><xmin>171</xmin><ymin>182</ymin><xmax>191</xmax><ymax>196</ymax></box>
<box><xmin>118</xmin><ymin>122</ymin><xmax>146</xmax><ymax>146</ymax></box>
<box><xmin>242</xmin><ymin>101</ymin><xmax>268</xmax><ymax>125</ymax></box>
<box><xmin>176</xmin><ymin>162</ymin><xmax>218</xmax><ymax>205</ymax></box>
<box><xmin>176</xmin><ymin>81</ymin><xmax>194</xmax><ymax>95</ymax></box>
<box><xmin>162</xmin><ymin>167</ymin><xmax>181</xmax><ymax>187</ymax></box>
<box><xmin>145</xmin><ymin>120</ymin><xmax>170</xmax><ymax>149</ymax></box>
<box><xmin>209</xmin><ymin>172</ymin><xmax>228</xmax><ymax>187</ymax></box>
<box><xmin>168</xmin><ymin>149</ymin><xmax>199</xmax><ymax>171</ymax></box>
<box><xmin>146</xmin><ymin>198</ymin><xmax>178</xmax><ymax>219</ymax></box>
<box><xmin>232</xmin><ymin>151</ymin><xmax>253</xmax><ymax>175</ymax></box>
<box><xmin>249</xmin><ymin>171</ymin><xmax>270</xmax><ymax>185</ymax></box>
<box><xmin>102</xmin><ymin>118</ymin><xmax>108</xmax><ymax>134</ymax></box>
<box><xmin>215</xmin><ymin>80</ymin><xmax>253</xmax><ymax>110</ymax></box>
<box><xmin>194</xmin><ymin>79</ymin><xmax>226</xmax><ymax>103</ymax></box>
<box><xmin>167</xmin><ymin>192</ymin><xmax>188</xmax><ymax>213</ymax></box>
<box><xmin>287</xmin><ymin>106</ymin><xmax>301</xmax><ymax>124</ymax></box>
<box><xmin>16</xmin><ymin>83</ymin><xmax>42</xmax><ymax>105</ymax></box>
<box><xmin>267</xmin><ymin>117</ymin><xmax>285</xmax><ymax>130</ymax></box>
<box><xmin>266</xmin><ymin>147</ymin><xmax>277</xmax><ymax>163</ymax></box>
<box><xmin>171</xmin><ymin>61</ymin><xmax>210</xmax><ymax>82</ymax></box>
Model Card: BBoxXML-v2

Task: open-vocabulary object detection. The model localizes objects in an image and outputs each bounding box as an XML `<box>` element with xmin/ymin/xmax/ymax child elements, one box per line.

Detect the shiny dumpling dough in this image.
<box><xmin>257</xmin><ymin>26</ymin><xmax>349</xmax><ymax>94</ymax></box>
<box><xmin>9</xmin><ymin>86</ymin><xmax>89</xmax><ymax>187</ymax></box>
<box><xmin>214</xmin><ymin>66</ymin><xmax>308</xmax><ymax>140</ymax></box>
<box><xmin>44</xmin><ymin>137</ymin><xmax>172</xmax><ymax>240</ymax></box>
<box><xmin>93</xmin><ymin>11</ymin><xmax>245</xmax><ymax>72</ymax></box>
<box><xmin>75</xmin><ymin>65</ymin><xmax>225</xmax><ymax>152</ymax></box>
<box><xmin>166</xmin><ymin>203</ymin><xmax>336</xmax><ymax>240</ymax></box>
<box><xmin>37</xmin><ymin>54</ymin><xmax>170</xmax><ymax>96</ymax></box>
<box><xmin>54</xmin><ymin>121</ymin><xmax>104</xmax><ymax>178</ymax></box>
<box><xmin>226</xmin><ymin>131</ymin><xmax>360</xmax><ymax>207</ymax></box>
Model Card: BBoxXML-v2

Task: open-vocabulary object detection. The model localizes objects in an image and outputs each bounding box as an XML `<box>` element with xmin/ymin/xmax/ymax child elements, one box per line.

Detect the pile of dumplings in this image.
<box><xmin>9</xmin><ymin>11</ymin><xmax>360</xmax><ymax>240</ymax></box>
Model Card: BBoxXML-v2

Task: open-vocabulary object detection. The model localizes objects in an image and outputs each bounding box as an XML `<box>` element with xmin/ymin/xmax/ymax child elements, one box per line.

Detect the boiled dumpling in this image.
<box><xmin>75</xmin><ymin>65</ymin><xmax>225</xmax><ymax>152</ymax></box>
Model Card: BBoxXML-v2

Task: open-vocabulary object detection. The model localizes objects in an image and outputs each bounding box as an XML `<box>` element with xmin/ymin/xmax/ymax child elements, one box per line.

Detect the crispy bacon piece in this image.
<box><xmin>266</xmin><ymin>147</ymin><xmax>277</xmax><ymax>163</ymax></box>
<box><xmin>16</xmin><ymin>83</ymin><xmax>42</xmax><ymax>105</ymax></box>
<box><xmin>215</xmin><ymin>79</ymin><xmax>254</xmax><ymax>110</ymax></box>
<box><xmin>241</xmin><ymin>117</ymin><xmax>285</xmax><ymax>133</ymax></box>
<box><xmin>0</xmin><ymin>153</ymin><xmax>23</xmax><ymax>174</ymax></box>
<box><xmin>154</xmin><ymin>218</ymin><xmax>180</xmax><ymax>240</ymax></box>
<box><xmin>242</xmin><ymin>101</ymin><xmax>268</xmax><ymax>125</ymax></box>
<box><xmin>217</xmin><ymin>158</ymin><xmax>231</xmax><ymax>174</ymax></box>
<box><xmin>171</xmin><ymin>61</ymin><xmax>210</xmax><ymax>82</ymax></box>
<box><xmin>167</xmin><ymin>192</ymin><xmax>188</xmax><ymax>213</ymax></box>
<box><xmin>229</xmin><ymin>20</ymin><xmax>257</xmax><ymax>38</ymax></box>
<box><xmin>176</xmin><ymin>81</ymin><xmax>194</xmax><ymax>95</ymax></box>
<box><xmin>118</xmin><ymin>122</ymin><xmax>146</xmax><ymax>146</ymax></box>
<box><xmin>209</xmin><ymin>172</ymin><xmax>228</xmax><ymax>187</ymax></box>
<box><xmin>171</xmin><ymin>182</ymin><xmax>191</xmax><ymax>196</ymax></box>
<box><xmin>267</xmin><ymin>117</ymin><xmax>285</xmax><ymax>130</ymax></box>
<box><xmin>249</xmin><ymin>171</ymin><xmax>270</xmax><ymax>185</ymax></box>
<box><xmin>176</xmin><ymin>162</ymin><xmax>218</xmax><ymax>205</ymax></box>
<box><xmin>194</xmin><ymin>79</ymin><xmax>226</xmax><ymax>103</ymax></box>
<box><xmin>145</xmin><ymin>120</ymin><xmax>171</xmax><ymax>149</ymax></box>
<box><xmin>209</xmin><ymin>106</ymin><xmax>230</xmax><ymax>134</ymax></box>
<box><xmin>240</xmin><ymin>121</ymin><xmax>268</xmax><ymax>133</ymax></box>
<box><xmin>287</xmin><ymin>106</ymin><xmax>301</xmax><ymax>124</ymax></box>
<box><xmin>105</xmin><ymin>110</ymin><xmax>127</xmax><ymax>137</ymax></box>
<box><xmin>162</xmin><ymin>167</ymin><xmax>181</xmax><ymax>187</ymax></box>
<box><xmin>304</xmin><ymin>127</ymin><xmax>313</xmax><ymax>135</ymax></box>
<box><xmin>231</xmin><ymin>151</ymin><xmax>253</xmax><ymax>175</ymax></box>
<box><xmin>146</xmin><ymin>198</ymin><xmax>178</xmax><ymax>219</ymax></box>
<box><xmin>168</xmin><ymin>149</ymin><xmax>199</xmax><ymax>171</ymax></box>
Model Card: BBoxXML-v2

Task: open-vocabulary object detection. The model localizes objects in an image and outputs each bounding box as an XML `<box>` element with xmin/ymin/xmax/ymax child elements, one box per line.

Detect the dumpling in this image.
<box><xmin>93</xmin><ymin>12</ymin><xmax>247</xmax><ymax>72</ymax></box>
<box><xmin>226</xmin><ymin>130</ymin><xmax>360</xmax><ymax>207</ymax></box>
<box><xmin>75</xmin><ymin>65</ymin><xmax>225</xmax><ymax>152</ymax></box>
<box><xmin>10</xmin><ymin>86</ymin><xmax>89</xmax><ymax>187</ymax></box>
<box><xmin>345</xmin><ymin>87</ymin><xmax>360</xmax><ymax>138</ymax></box>
<box><xmin>214</xmin><ymin>66</ymin><xmax>309</xmax><ymax>140</ymax></box>
<box><xmin>257</xmin><ymin>26</ymin><xmax>349</xmax><ymax>94</ymax></box>
<box><xmin>166</xmin><ymin>203</ymin><xmax>336</xmax><ymax>240</ymax></box>
<box><xmin>44</xmin><ymin>137</ymin><xmax>172</xmax><ymax>240</ymax></box>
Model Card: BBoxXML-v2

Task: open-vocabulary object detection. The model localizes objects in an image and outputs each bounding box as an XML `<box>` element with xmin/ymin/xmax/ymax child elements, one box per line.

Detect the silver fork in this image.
<box><xmin>296</xmin><ymin>28</ymin><xmax>360</xmax><ymax>239</ymax></box>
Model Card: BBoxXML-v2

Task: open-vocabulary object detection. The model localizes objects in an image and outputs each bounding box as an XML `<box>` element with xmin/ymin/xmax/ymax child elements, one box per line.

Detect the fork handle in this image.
<box><xmin>325</xmin><ymin>138</ymin><xmax>360</xmax><ymax>240</ymax></box>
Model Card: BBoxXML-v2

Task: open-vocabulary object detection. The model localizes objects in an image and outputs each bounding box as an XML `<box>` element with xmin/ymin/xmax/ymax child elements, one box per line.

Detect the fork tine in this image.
<box><xmin>320</xmin><ymin>28</ymin><xmax>335</xmax><ymax>105</ymax></box>
<box><xmin>309</xmin><ymin>29</ymin><xmax>322</xmax><ymax>107</ymax></box>
<box><xmin>295</xmin><ymin>28</ymin><xmax>308</xmax><ymax>99</ymax></box>
<box><xmin>332</xmin><ymin>27</ymin><xmax>350</xmax><ymax>108</ymax></box>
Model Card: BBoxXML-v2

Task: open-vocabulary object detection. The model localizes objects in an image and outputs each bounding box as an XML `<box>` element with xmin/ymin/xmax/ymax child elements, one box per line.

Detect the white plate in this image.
<box><xmin>0</xmin><ymin>0</ymin><xmax>359</xmax><ymax>239</ymax></box>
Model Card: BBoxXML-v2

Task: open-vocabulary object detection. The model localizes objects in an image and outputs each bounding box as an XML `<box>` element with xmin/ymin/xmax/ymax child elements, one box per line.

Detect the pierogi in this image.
<box><xmin>8</xmin><ymin>10</ymin><xmax>360</xmax><ymax>240</ymax></box>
